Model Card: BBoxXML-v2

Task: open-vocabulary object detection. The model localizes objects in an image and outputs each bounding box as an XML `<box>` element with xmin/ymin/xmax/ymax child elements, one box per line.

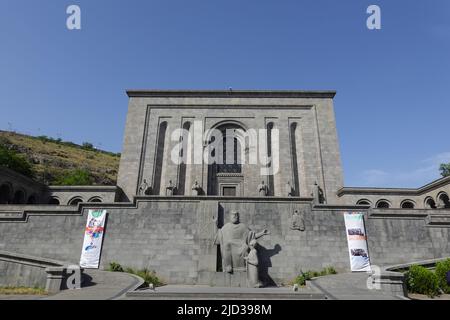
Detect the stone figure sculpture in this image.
<box><xmin>138</xmin><ymin>179</ymin><xmax>149</xmax><ymax>195</ymax></box>
<box><xmin>166</xmin><ymin>180</ymin><xmax>175</xmax><ymax>196</ymax></box>
<box><xmin>244</xmin><ymin>239</ymin><xmax>262</xmax><ymax>288</ymax></box>
<box><xmin>214</xmin><ymin>211</ymin><xmax>269</xmax><ymax>273</ymax></box>
<box><xmin>312</xmin><ymin>181</ymin><xmax>326</xmax><ymax>204</ymax></box>
<box><xmin>286</xmin><ymin>181</ymin><xmax>293</xmax><ymax>197</ymax></box>
<box><xmin>257</xmin><ymin>181</ymin><xmax>269</xmax><ymax>196</ymax></box>
<box><xmin>191</xmin><ymin>181</ymin><xmax>202</xmax><ymax>196</ymax></box>
<box><xmin>290</xmin><ymin>209</ymin><xmax>305</xmax><ymax>231</ymax></box>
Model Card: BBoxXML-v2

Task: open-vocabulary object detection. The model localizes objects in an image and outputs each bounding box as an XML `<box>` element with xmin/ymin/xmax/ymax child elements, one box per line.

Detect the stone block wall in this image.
<box><xmin>0</xmin><ymin>198</ymin><xmax>449</xmax><ymax>285</ymax></box>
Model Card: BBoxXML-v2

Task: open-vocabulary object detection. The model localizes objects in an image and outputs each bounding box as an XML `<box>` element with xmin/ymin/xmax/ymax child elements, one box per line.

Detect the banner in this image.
<box><xmin>344</xmin><ymin>212</ymin><xmax>371</xmax><ymax>272</ymax></box>
<box><xmin>80</xmin><ymin>209</ymin><xmax>107</xmax><ymax>268</ymax></box>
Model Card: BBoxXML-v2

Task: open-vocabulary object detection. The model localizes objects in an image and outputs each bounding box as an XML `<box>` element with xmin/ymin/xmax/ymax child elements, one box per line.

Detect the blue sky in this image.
<box><xmin>0</xmin><ymin>0</ymin><xmax>449</xmax><ymax>188</ymax></box>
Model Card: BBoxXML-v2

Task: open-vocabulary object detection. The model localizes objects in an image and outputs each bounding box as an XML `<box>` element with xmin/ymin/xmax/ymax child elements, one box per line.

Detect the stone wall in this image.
<box><xmin>0</xmin><ymin>198</ymin><xmax>449</xmax><ymax>285</ymax></box>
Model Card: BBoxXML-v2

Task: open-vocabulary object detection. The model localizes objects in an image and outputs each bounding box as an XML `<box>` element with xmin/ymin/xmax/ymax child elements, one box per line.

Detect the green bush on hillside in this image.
<box><xmin>0</xmin><ymin>145</ymin><xmax>34</xmax><ymax>178</ymax></box>
<box><xmin>53</xmin><ymin>168</ymin><xmax>93</xmax><ymax>186</ymax></box>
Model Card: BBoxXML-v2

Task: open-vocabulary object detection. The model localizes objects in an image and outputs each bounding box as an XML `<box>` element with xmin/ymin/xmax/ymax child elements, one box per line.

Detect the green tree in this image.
<box><xmin>81</xmin><ymin>142</ymin><xmax>95</xmax><ymax>151</ymax></box>
<box><xmin>440</xmin><ymin>163</ymin><xmax>450</xmax><ymax>177</ymax></box>
<box><xmin>0</xmin><ymin>145</ymin><xmax>34</xmax><ymax>178</ymax></box>
<box><xmin>54</xmin><ymin>169</ymin><xmax>93</xmax><ymax>186</ymax></box>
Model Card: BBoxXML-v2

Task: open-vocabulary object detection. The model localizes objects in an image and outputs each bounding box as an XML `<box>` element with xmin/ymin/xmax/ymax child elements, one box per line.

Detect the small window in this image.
<box><xmin>425</xmin><ymin>198</ymin><xmax>437</xmax><ymax>209</ymax></box>
<box><xmin>48</xmin><ymin>197</ymin><xmax>60</xmax><ymax>205</ymax></box>
<box><xmin>376</xmin><ymin>200</ymin><xmax>390</xmax><ymax>208</ymax></box>
<box><xmin>68</xmin><ymin>197</ymin><xmax>83</xmax><ymax>206</ymax></box>
<box><xmin>401</xmin><ymin>201</ymin><xmax>415</xmax><ymax>209</ymax></box>
<box><xmin>357</xmin><ymin>199</ymin><xmax>371</xmax><ymax>206</ymax></box>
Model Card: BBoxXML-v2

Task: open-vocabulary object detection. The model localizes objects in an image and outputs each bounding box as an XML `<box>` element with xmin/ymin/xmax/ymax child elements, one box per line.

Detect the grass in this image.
<box><xmin>0</xmin><ymin>130</ymin><xmax>120</xmax><ymax>185</ymax></box>
<box><xmin>291</xmin><ymin>267</ymin><xmax>338</xmax><ymax>286</ymax></box>
<box><xmin>107</xmin><ymin>262</ymin><xmax>165</xmax><ymax>287</ymax></box>
<box><xmin>0</xmin><ymin>286</ymin><xmax>47</xmax><ymax>295</ymax></box>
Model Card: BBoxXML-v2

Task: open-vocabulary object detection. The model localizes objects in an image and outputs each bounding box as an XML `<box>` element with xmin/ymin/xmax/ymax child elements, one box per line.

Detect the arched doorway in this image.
<box><xmin>68</xmin><ymin>197</ymin><xmax>83</xmax><ymax>206</ymax></box>
<box><xmin>27</xmin><ymin>194</ymin><xmax>37</xmax><ymax>204</ymax></box>
<box><xmin>12</xmin><ymin>190</ymin><xmax>25</xmax><ymax>204</ymax></box>
<box><xmin>437</xmin><ymin>193</ymin><xmax>450</xmax><ymax>209</ymax></box>
<box><xmin>48</xmin><ymin>197</ymin><xmax>60</xmax><ymax>205</ymax></box>
<box><xmin>0</xmin><ymin>183</ymin><xmax>12</xmax><ymax>204</ymax></box>
<box><xmin>206</xmin><ymin>123</ymin><xmax>246</xmax><ymax>196</ymax></box>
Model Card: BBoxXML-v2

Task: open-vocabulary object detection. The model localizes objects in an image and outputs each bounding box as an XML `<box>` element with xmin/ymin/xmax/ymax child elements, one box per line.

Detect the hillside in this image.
<box><xmin>0</xmin><ymin>130</ymin><xmax>120</xmax><ymax>186</ymax></box>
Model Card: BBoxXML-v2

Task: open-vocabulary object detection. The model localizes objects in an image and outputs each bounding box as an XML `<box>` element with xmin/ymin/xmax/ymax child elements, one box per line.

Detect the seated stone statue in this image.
<box><xmin>138</xmin><ymin>179</ymin><xmax>149</xmax><ymax>195</ymax></box>
<box><xmin>214</xmin><ymin>210</ymin><xmax>269</xmax><ymax>273</ymax></box>
<box><xmin>290</xmin><ymin>209</ymin><xmax>305</xmax><ymax>231</ymax></box>
<box><xmin>286</xmin><ymin>181</ymin><xmax>293</xmax><ymax>197</ymax></box>
<box><xmin>166</xmin><ymin>180</ymin><xmax>175</xmax><ymax>196</ymax></box>
<box><xmin>191</xmin><ymin>181</ymin><xmax>202</xmax><ymax>196</ymax></box>
<box><xmin>312</xmin><ymin>181</ymin><xmax>326</xmax><ymax>204</ymax></box>
<box><xmin>257</xmin><ymin>181</ymin><xmax>269</xmax><ymax>196</ymax></box>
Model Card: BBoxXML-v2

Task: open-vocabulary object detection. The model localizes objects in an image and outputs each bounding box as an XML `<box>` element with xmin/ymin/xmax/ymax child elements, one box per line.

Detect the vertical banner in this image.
<box><xmin>80</xmin><ymin>209</ymin><xmax>107</xmax><ymax>268</ymax></box>
<box><xmin>344</xmin><ymin>212</ymin><xmax>371</xmax><ymax>272</ymax></box>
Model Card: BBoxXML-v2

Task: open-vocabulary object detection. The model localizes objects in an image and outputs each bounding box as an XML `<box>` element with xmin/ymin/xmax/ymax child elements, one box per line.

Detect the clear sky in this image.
<box><xmin>0</xmin><ymin>0</ymin><xmax>449</xmax><ymax>188</ymax></box>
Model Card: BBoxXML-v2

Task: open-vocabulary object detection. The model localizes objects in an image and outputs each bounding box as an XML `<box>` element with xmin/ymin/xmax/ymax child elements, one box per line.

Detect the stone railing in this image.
<box><xmin>0</xmin><ymin>250</ymin><xmax>83</xmax><ymax>294</ymax></box>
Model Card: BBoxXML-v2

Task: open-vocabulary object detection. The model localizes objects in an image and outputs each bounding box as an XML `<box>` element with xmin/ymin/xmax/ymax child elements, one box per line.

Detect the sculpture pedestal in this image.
<box><xmin>197</xmin><ymin>271</ymin><xmax>249</xmax><ymax>287</ymax></box>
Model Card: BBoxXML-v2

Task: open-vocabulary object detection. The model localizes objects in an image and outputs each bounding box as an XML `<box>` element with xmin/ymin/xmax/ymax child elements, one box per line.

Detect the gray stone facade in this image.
<box><xmin>1</xmin><ymin>89</ymin><xmax>450</xmax><ymax>286</ymax></box>
<box><xmin>117</xmin><ymin>90</ymin><xmax>343</xmax><ymax>203</ymax></box>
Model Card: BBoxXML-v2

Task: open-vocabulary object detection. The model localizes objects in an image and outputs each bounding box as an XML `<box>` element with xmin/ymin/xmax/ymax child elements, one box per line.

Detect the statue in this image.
<box><xmin>214</xmin><ymin>211</ymin><xmax>269</xmax><ymax>273</ymax></box>
<box><xmin>286</xmin><ymin>181</ymin><xmax>293</xmax><ymax>197</ymax></box>
<box><xmin>166</xmin><ymin>180</ymin><xmax>175</xmax><ymax>196</ymax></box>
<box><xmin>191</xmin><ymin>181</ymin><xmax>202</xmax><ymax>196</ymax></box>
<box><xmin>290</xmin><ymin>209</ymin><xmax>305</xmax><ymax>231</ymax></box>
<box><xmin>257</xmin><ymin>181</ymin><xmax>269</xmax><ymax>196</ymax></box>
<box><xmin>312</xmin><ymin>182</ymin><xmax>326</xmax><ymax>204</ymax></box>
<box><xmin>138</xmin><ymin>179</ymin><xmax>149</xmax><ymax>195</ymax></box>
<box><xmin>244</xmin><ymin>239</ymin><xmax>262</xmax><ymax>288</ymax></box>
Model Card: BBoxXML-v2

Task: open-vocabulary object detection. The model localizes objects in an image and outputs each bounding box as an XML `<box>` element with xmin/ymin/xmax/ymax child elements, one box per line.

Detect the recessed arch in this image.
<box><xmin>88</xmin><ymin>197</ymin><xmax>102</xmax><ymax>203</ymax></box>
<box><xmin>375</xmin><ymin>199</ymin><xmax>391</xmax><ymax>209</ymax></box>
<box><xmin>177</xmin><ymin>121</ymin><xmax>192</xmax><ymax>195</ymax></box>
<box><xmin>12</xmin><ymin>189</ymin><xmax>26</xmax><ymax>204</ymax></box>
<box><xmin>27</xmin><ymin>194</ymin><xmax>38</xmax><ymax>204</ymax></box>
<box><xmin>152</xmin><ymin>121</ymin><xmax>168</xmax><ymax>195</ymax></box>
<box><xmin>266</xmin><ymin>122</ymin><xmax>275</xmax><ymax>196</ymax></box>
<box><xmin>437</xmin><ymin>192</ymin><xmax>450</xmax><ymax>208</ymax></box>
<box><xmin>400</xmin><ymin>199</ymin><xmax>415</xmax><ymax>209</ymax></box>
<box><xmin>424</xmin><ymin>197</ymin><xmax>437</xmax><ymax>209</ymax></box>
<box><xmin>0</xmin><ymin>182</ymin><xmax>12</xmax><ymax>204</ymax></box>
<box><xmin>68</xmin><ymin>197</ymin><xmax>83</xmax><ymax>206</ymax></box>
<box><xmin>356</xmin><ymin>199</ymin><xmax>372</xmax><ymax>206</ymax></box>
<box><xmin>48</xmin><ymin>197</ymin><xmax>60</xmax><ymax>205</ymax></box>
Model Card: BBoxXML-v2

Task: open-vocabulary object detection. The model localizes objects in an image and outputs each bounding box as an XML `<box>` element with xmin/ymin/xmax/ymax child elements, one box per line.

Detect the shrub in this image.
<box><xmin>53</xmin><ymin>168</ymin><xmax>93</xmax><ymax>185</ymax></box>
<box><xmin>107</xmin><ymin>262</ymin><xmax>124</xmax><ymax>272</ymax></box>
<box><xmin>82</xmin><ymin>142</ymin><xmax>95</xmax><ymax>151</ymax></box>
<box><xmin>0</xmin><ymin>145</ymin><xmax>34</xmax><ymax>178</ymax></box>
<box><xmin>406</xmin><ymin>265</ymin><xmax>440</xmax><ymax>297</ymax></box>
<box><xmin>435</xmin><ymin>259</ymin><xmax>450</xmax><ymax>294</ymax></box>
<box><xmin>106</xmin><ymin>262</ymin><xmax>164</xmax><ymax>287</ymax></box>
<box><xmin>292</xmin><ymin>267</ymin><xmax>337</xmax><ymax>286</ymax></box>
<box><xmin>133</xmin><ymin>269</ymin><xmax>164</xmax><ymax>287</ymax></box>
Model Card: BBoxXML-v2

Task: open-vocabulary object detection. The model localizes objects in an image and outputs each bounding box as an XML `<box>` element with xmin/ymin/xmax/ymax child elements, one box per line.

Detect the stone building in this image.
<box><xmin>1</xmin><ymin>90</ymin><xmax>449</xmax><ymax>287</ymax></box>
<box><xmin>118</xmin><ymin>90</ymin><xmax>343</xmax><ymax>202</ymax></box>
